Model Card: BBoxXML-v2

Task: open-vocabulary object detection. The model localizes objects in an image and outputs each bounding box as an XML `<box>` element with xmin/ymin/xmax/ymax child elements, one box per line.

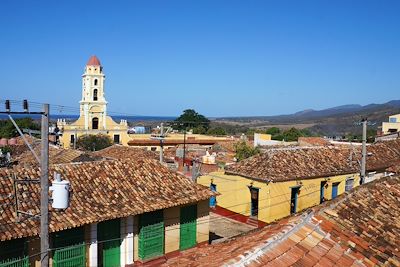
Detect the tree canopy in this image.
<box><xmin>76</xmin><ymin>134</ymin><xmax>113</xmax><ymax>151</ymax></box>
<box><xmin>0</xmin><ymin>118</ymin><xmax>40</xmax><ymax>138</ymax></box>
<box><xmin>234</xmin><ymin>141</ymin><xmax>260</xmax><ymax>161</ymax></box>
<box><xmin>273</xmin><ymin>127</ymin><xmax>312</xmax><ymax>142</ymax></box>
<box><xmin>174</xmin><ymin>109</ymin><xmax>210</xmax><ymax>130</ymax></box>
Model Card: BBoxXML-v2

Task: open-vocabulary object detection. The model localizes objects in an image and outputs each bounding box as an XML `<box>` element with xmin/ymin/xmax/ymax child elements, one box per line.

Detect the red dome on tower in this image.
<box><xmin>86</xmin><ymin>55</ymin><xmax>101</xmax><ymax>66</ymax></box>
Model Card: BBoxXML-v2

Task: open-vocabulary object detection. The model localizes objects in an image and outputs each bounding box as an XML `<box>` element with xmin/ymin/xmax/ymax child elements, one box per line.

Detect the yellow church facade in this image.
<box><xmin>58</xmin><ymin>56</ymin><xmax>130</xmax><ymax>148</ymax></box>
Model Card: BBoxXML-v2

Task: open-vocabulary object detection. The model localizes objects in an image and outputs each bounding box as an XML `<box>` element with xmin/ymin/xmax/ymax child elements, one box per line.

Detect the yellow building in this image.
<box><xmin>381</xmin><ymin>113</ymin><xmax>400</xmax><ymax>135</ymax></box>
<box><xmin>58</xmin><ymin>56</ymin><xmax>130</xmax><ymax>148</ymax></box>
<box><xmin>253</xmin><ymin>133</ymin><xmax>272</xmax><ymax>146</ymax></box>
<box><xmin>128</xmin><ymin>133</ymin><xmax>230</xmax><ymax>151</ymax></box>
<box><xmin>198</xmin><ymin>146</ymin><xmax>364</xmax><ymax>224</ymax></box>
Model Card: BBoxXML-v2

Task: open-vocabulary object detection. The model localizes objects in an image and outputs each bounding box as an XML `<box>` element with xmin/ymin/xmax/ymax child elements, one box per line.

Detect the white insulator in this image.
<box><xmin>50</xmin><ymin>180</ymin><xmax>70</xmax><ymax>209</ymax></box>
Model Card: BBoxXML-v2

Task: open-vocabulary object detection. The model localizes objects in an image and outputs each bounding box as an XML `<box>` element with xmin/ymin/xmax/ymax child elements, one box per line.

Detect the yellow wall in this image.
<box><xmin>164</xmin><ymin>206</ymin><xmax>180</xmax><ymax>254</ymax></box>
<box><xmin>60</xmin><ymin>115</ymin><xmax>130</xmax><ymax>149</ymax></box>
<box><xmin>198</xmin><ymin>172</ymin><xmax>360</xmax><ymax>223</ymax></box>
<box><xmin>381</xmin><ymin>114</ymin><xmax>400</xmax><ymax>134</ymax></box>
<box><xmin>196</xmin><ymin>200</ymin><xmax>210</xmax><ymax>244</ymax></box>
<box><xmin>382</xmin><ymin>122</ymin><xmax>400</xmax><ymax>134</ymax></box>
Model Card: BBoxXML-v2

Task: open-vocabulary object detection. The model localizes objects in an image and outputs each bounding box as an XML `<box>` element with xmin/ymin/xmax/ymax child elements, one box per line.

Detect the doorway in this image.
<box><xmin>249</xmin><ymin>187</ymin><xmax>259</xmax><ymax>217</ymax></box>
<box><xmin>92</xmin><ymin>117</ymin><xmax>99</xmax><ymax>129</ymax></box>
<box><xmin>320</xmin><ymin>181</ymin><xmax>327</xmax><ymax>204</ymax></box>
<box><xmin>113</xmin><ymin>134</ymin><xmax>120</xmax><ymax>144</ymax></box>
<box><xmin>209</xmin><ymin>183</ymin><xmax>217</xmax><ymax>207</ymax></box>
<box><xmin>290</xmin><ymin>187</ymin><xmax>300</xmax><ymax>214</ymax></box>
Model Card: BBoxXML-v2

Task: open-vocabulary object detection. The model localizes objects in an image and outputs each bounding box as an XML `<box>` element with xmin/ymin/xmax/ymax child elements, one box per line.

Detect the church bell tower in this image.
<box><xmin>80</xmin><ymin>55</ymin><xmax>108</xmax><ymax>130</ymax></box>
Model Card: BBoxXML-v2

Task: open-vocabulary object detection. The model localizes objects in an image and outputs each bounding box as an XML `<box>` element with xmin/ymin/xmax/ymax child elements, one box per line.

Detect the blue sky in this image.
<box><xmin>0</xmin><ymin>0</ymin><xmax>399</xmax><ymax>117</ymax></box>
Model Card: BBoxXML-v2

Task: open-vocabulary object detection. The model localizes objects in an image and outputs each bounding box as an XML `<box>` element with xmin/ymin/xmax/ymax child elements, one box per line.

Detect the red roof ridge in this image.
<box><xmin>86</xmin><ymin>55</ymin><xmax>101</xmax><ymax>66</ymax></box>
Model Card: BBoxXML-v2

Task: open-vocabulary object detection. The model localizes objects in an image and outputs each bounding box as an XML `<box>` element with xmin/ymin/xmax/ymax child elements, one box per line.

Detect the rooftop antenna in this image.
<box><xmin>150</xmin><ymin>122</ymin><xmax>172</xmax><ymax>163</ymax></box>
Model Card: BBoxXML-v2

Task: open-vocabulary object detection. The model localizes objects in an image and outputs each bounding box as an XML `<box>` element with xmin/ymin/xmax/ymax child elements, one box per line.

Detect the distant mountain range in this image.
<box><xmin>216</xmin><ymin>100</ymin><xmax>400</xmax><ymax>136</ymax></box>
<box><xmin>291</xmin><ymin>100</ymin><xmax>400</xmax><ymax>119</ymax></box>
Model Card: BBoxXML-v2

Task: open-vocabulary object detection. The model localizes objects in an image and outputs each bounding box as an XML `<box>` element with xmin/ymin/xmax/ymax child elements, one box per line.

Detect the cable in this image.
<box><xmin>0</xmin><ymin>99</ymin><xmax>218</xmax><ymax>126</ymax></box>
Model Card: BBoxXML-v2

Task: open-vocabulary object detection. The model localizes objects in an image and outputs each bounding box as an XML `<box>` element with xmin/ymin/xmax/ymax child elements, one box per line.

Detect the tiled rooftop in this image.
<box><xmin>0</xmin><ymin>158</ymin><xmax>213</xmax><ymax>241</ymax></box>
<box><xmin>164</xmin><ymin>176</ymin><xmax>400</xmax><ymax>266</ymax></box>
<box><xmin>14</xmin><ymin>145</ymin><xmax>101</xmax><ymax>166</ymax></box>
<box><xmin>225</xmin><ymin>146</ymin><xmax>359</xmax><ymax>182</ymax></box>
<box><xmin>93</xmin><ymin>145</ymin><xmax>159</xmax><ymax>161</ymax></box>
<box><xmin>225</xmin><ymin>140</ymin><xmax>400</xmax><ymax>182</ymax></box>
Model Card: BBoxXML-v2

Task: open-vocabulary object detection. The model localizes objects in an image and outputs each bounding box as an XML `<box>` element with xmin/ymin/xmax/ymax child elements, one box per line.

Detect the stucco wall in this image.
<box><xmin>196</xmin><ymin>200</ymin><xmax>210</xmax><ymax>244</ymax></box>
<box><xmin>198</xmin><ymin>172</ymin><xmax>360</xmax><ymax>223</ymax></box>
<box><xmin>382</xmin><ymin>122</ymin><xmax>400</xmax><ymax>134</ymax></box>
<box><xmin>164</xmin><ymin>206</ymin><xmax>180</xmax><ymax>254</ymax></box>
<box><xmin>60</xmin><ymin>115</ymin><xmax>129</xmax><ymax>148</ymax></box>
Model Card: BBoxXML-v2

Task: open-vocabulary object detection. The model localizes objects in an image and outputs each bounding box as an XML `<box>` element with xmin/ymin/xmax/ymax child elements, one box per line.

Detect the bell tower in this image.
<box><xmin>80</xmin><ymin>55</ymin><xmax>108</xmax><ymax>130</ymax></box>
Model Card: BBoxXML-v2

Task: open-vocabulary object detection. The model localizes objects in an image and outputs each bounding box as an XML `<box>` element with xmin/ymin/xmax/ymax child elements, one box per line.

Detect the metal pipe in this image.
<box><xmin>160</xmin><ymin>123</ymin><xmax>164</xmax><ymax>163</ymax></box>
<box><xmin>8</xmin><ymin>115</ymin><xmax>40</xmax><ymax>164</ymax></box>
<box><xmin>360</xmin><ymin>118</ymin><xmax>367</xmax><ymax>185</ymax></box>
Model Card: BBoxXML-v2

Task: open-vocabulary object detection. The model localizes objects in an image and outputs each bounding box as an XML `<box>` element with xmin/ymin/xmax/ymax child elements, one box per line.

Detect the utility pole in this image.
<box><xmin>182</xmin><ymin>129</ymin><xmax>186</xmax><ymax>168</ymax></box>
<box><xmin>40</xmin><ymin>104</ymin><xmax>49</xmax><ymax>267</ymax></box>
<box><xmin>159</xmin><ymin>123</ymin><xmax>164</xmax><ymax>163</ymax></box>
<box><xmin>0</xmin><ymin>100</ymin><xmax>50</xmax><ymax>267</ymax></box>
<box><xmin>360</xmin><ymin>118</ymin><xmax>367</xmax><ymax>185</ymax></box>
<box><xmin>73</xmin><ymin>128</ymin><xmax>77</xmax><ymax>149</ymax></box>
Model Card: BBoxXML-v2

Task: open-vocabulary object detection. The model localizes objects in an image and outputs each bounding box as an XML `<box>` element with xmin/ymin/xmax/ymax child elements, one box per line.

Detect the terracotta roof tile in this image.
<box><xmin>225</xmin><ymin>140</ymin><xmax>400</xmax><ymax>181</ymax></box>
<box><xmin>164</xmin><ymin>176</ymin><xmax>400</xmax><ymax>266</ymax></box>
<box><xmin>0</xmin><ymin>158</ymin><xmax>213</xmax><ymax>241</ymax></box>
<box><xmin>93</xmin><ymin>145</ymin><xmax>159</xmax><ymax>161</ymax></box>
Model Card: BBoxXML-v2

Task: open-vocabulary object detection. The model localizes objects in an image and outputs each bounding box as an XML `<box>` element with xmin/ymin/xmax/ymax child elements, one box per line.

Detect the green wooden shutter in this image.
<box><xmin>180</xmin><ymin>205</ymin><xmax>197</xmax><ymax>250</ymax></box>
<box><xmin>0</xmin><ymin>238</ymin><xmax>28</xmax><ymax>267</ymax></box>
<box><xmin>53</xmin><ymin>243</ymin><xmax>86</xmax><ymax>267</ymax></box>
<box><xmin>52</xmin><ymin>227</ymin><xmax>86</xmax><ymax>267</ymax></box>
<box><xmin>0</xmin><ymin>257</ymin><xmax>28</xmax><ymax>267</ymax></box>
<box><xmin>139</xmin><ymin>210</ymin><xmax>164</xmax><ymax>260</ymax></box>
<box><xmin>98</xmin><ymin>219</ymin><xmax>121</xmax><ymax>267</ymax></box>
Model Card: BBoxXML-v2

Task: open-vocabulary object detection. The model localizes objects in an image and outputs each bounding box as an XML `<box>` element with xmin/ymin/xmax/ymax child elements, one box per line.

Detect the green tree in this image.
<box><xmin>0</xmin><ymin>118</ymin><xmax>40</xmax><ymax>138</ymax></box>
<box><xmin>174</xmin><ymin>109</ymin><xmax>210</xmax><ymax>130</ymax></box>
<box><xmin>76</xmin><ymin>134</ymin><xmax>113</xmax><ymax>151</ymax></box>
<box><xmin>234</xmin><ymin>141</ymin><xmax>260</xmax><ymax>161</ymax></box>
<box><xmin>265</xmin><ymin>127</ymin><xmax>280</xmax><ymax>135</ymax></box>
<box><xmin>192</xmin><ymin>125</ymin><xmax>207</xmax><ymax>134</ymax></box>
<box><xmin>278</xmin><ymin>127</ymin><xmax>312</xmax><ymax>142</ymax></box>
<box><xmin>206</xmin><ymin>127</ymin><xmax>227</xmax><ymax>136</ymax></box>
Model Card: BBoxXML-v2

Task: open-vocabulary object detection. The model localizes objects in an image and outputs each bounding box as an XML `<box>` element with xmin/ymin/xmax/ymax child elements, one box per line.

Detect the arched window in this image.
<box><xmin>92</xmin><ymin>117</ymin><xmax>99</xmax><ymax>129</ymax></box>
<box><xmin>93</xmin><ymin>89</ymin><xmax>98</xmax><ymax>101</ymax></box>
<box><xmin>94</xmin><ymin>79</ymin><xmax>98</xmax><ymax>86</ymax></box>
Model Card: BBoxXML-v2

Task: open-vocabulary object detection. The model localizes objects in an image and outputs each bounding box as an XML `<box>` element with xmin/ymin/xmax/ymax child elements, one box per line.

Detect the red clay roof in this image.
<box><xmin>0</xmin><ymin>159</ymin><xmax>213</xmax><ymax>241</ymax></box>
<box><xmin>298</xmin><ymin>137</ymin><xmax>330</xmax><ymax>146</ymax></box>
<box><xmin>225</xmin><ymin>140</ymin><xmax>400</xmax><ymax>182</ymax></box>
<box><xmin>225</xmin><ymin>146</ymin><xmax>360</xmax><ymax>182</ymax></box>
<box><xmin>86</xmin><ymin>55</ymin><xmax>101</xmax><ymax>66</ymax></box>
<box><xmin>164</xmin><ymin>175</ymin><xmax>400</xmax><ymax>266</ymax></box>
<box><xmin>15</xmin><ymin>145</ymin><xmax>102</xmax><ymax>166</ymax></box>
<box><xmin>128</xmin><ymin>139</ymin><xmax>218</xmax><ymax>146</ymax></box>
<box><xmin>93</xmin><ymin>145</ymin><xmax>159</xmax><ymax>161</ymax></box>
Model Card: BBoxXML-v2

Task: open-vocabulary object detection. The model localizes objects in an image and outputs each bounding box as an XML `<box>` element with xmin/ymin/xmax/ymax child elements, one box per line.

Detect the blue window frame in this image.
<box><xmin>332</xmin><ymin>182</ymin><xmax>340</xmax><ymax>199</ymax></box>
<box><xmin>209</xmin><ymin>183</ymin><xmax>217</xmax><ymax>207</ymax></box>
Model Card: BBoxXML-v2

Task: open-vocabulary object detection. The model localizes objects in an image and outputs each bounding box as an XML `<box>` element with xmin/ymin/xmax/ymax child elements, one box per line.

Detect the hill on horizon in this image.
<box><xmin>215</xmin><ymin>100</ymin><xmax>400</xmax><ymax>136</ymax></box>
